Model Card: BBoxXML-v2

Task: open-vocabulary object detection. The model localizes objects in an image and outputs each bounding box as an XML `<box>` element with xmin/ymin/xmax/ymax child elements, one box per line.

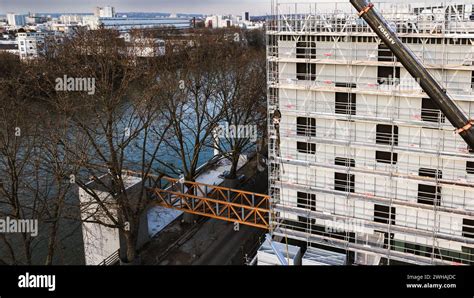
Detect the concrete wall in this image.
<box><xmin>79</xmin><ymin>174</ymin><xmax>149</xmax><ymax>265</ymax></box>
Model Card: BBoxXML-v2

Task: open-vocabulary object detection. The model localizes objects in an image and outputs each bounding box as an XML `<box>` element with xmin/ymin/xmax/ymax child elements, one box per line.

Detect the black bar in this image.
<box><xmin>0</xmin><ymin>266</ymin><xmax>472</xmax><ymax>297</ymax></box>
<box><xmin>350</xmin><ymin>0</ymin><xmax>474</xmax><ymax>150</ymax></box>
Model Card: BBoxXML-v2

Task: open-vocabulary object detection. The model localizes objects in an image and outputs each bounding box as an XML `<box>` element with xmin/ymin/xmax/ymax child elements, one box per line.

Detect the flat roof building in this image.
<box><xmin>97</xmin><ymin>17</ymin><xmax>192</xmax><ymax>31</ymax></box>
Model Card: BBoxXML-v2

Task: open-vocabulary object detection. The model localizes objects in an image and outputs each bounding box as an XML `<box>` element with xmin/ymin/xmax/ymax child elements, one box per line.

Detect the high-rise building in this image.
<box><xmin>243</xmin><ymin>12</ymin><xmax>250</xmax><ymax>22</ymax></box>
<box><xmin>100</xmin><ymin>6</ymin><xmax>116</xmax><ymax>18</ymax></box>
<box><xmin>93</xmin><ymin>7</ymin><xmax>101</xmax><ymax>17</ymax></box>
<box><xmin>93</xmin><ymin>6</ymin><xmax>116</xmax><ymax>18</ymax></box>
<box><xmin>265</xmin><ymin>1</ymin><xmax>474</xmax><ymax>265</ymax></box>
<box><xmin>6</xmin><ymin>13</ymin><xmax>26</xmax><ymax>27</ymax></box>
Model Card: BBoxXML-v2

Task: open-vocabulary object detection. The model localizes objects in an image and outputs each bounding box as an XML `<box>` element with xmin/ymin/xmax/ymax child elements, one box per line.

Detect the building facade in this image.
<box><xmin>100</xmin><ymin>6</ymin><xmax>116</xmax><ymax>18</ymax></box>
<box><xmin>59</xmin><ymin>14</ymin><xmax>83</xmax><ymax>25</ymax></box>
<box><xmin>98</xmin><ymin>17</ymin><xmax>192</xmax><ymax>31</ymax></box>
<box><xmin>17</xmin><ymin>31</ymin><xmax>45</xmax><ymax>60</ymax></box>
<box><xmin>267</xmin><ymin>1</ymin><xmax>474</xmax><ymax>265</ymax></box>
<box><xmin>6</xmin><ymin>13</ymin><xmax>26</xmax><ymax>27</ymax></box>
<box><xmin>93</xmin><ymin>6</ymin><xmax>116</xmax><ymax>18</ymax></box>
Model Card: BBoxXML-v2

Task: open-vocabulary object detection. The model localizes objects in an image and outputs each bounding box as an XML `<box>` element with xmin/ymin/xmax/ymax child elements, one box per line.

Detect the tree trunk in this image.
<box><xmin>45</xmin><ymin>221</ymin><xmax>59</xmax><ymax>265</ymax></box>
<box><xmin>122</xmin><ymin>232</ymin><xmax>137</xmax><ymax>264</ymax></box>
<box><xmin>46</xmin><ymin>196</ymin><xmax>62</xmax><ymax>265</ymax></box>
<box><xmin>228</xmin><ymin>153</ymin><xmax>240</xmax><ymax>179</ymax></box>
<box><xmin>23</xmin><ymin>237</ymin><xmax>32</xmax><ymax>265</ymax></box>
<box><xmin>182</xmin><ymin>178</ymin><xmax>197</xmax><ymax>224</ymax></box>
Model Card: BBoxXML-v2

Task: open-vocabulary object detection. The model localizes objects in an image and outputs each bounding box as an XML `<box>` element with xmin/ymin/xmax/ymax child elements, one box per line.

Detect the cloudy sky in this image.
<box><xmin>0</xmin><ymin>0</ymin><xmax>272</xmax><ymax>15</ymax></box>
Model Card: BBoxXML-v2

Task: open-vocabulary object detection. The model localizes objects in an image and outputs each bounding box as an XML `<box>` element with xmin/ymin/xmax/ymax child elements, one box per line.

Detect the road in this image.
<box><xmin>139</xmin><ymin>155</ymin><xmax>268</xmax><ymax>265</ymax></box>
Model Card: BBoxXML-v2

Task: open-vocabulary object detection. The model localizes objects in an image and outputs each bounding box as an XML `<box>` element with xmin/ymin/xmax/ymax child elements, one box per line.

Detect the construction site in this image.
<box><xmin>77</xmin><ymin>0</ymin><xmax>474</xmax><ymax>267</ymax></box>
<box><xmin>5</xmin><ymin>1</ymin><xmax>474</xmax><ymax>297</ymax></box>
<box><xmin>265</xmin><ymin>0</ymin><xmax>474</xmax><ymax>265</ymax></box>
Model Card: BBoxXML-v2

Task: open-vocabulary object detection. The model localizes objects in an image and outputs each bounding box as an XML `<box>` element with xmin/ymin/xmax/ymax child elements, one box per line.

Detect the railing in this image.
<box><xmin>275</xmin><ymin>143</ymin><xmax>474</xmax><ymax>184</ymax></box>
<box><xmin>271</xmin><ymin>44</ymin><xmax>474</xmax><ymax>68</ymax></box>
<box><xmin>276</xmin><ymin>122</ymin><xmax>472</xmax><ymax>155</ymax></box>
<box><xmin>267</xmin><ymin>1</ymin><xmax>474</xmax><ymax>35</ymax></box>
<box><xmin>271</xmin><ymin>73</ymin><xmax>474</xmax><ymax>97</ymax></box>
<box><xmin>272</xmin><ymin>223</ymin><xmax>474</xmax><ymax>265</ymax></box>
<box><xmin>148</xmin><ymin>177</ymin><xmax>271</xmax><ymax>229</ymax></box>
<box><xmin>274</xmin><ymin>170</ymin><xmax>474</xmax><ymax>214</ymax></box>
<box><xmin>99</xmin><ymin>249</ymin><xmax>120</xmax><ymax>266</ymax></box>
<box><xmin>274</xmin><ymin>100</ymin><xmax>459</xmax><ymax>129</ymax></box>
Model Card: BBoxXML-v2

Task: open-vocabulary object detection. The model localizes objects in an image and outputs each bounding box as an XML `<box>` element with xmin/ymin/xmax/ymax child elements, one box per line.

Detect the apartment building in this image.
<box><xmin>6</xmin><ymin>13</ymin><xmax>26</xmax><ymax>27</ymax></box>
<box><xmin>266</xmin><ymin>1</ymin><xmax>474</xmax><ymax>265</ymax></box>
<box><xmin>17</xmin><ymin>31</ymin><xmax>45</xmax><ymax>60</ymax></box>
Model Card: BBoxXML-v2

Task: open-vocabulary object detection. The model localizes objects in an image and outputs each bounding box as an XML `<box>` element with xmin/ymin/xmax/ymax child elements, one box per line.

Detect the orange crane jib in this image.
<box><xmin>149</xmin><ymin>177</ymin><xmax>271</xmax><ymax>229</ymax></box>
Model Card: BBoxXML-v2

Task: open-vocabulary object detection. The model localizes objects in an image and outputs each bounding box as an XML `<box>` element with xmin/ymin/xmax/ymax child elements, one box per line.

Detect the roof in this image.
<box><xmin>84</xmin><ymin>173</ymin><xmax>142</xmax><ymax>192</ymax></box>
<box><xmin>0</xmin><ymin>43</ymin><xmax>17</xmax><ymax>50</ymax></box>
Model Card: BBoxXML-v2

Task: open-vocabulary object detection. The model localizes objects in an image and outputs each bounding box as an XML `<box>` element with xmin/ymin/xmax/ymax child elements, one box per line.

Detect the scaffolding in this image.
<box><xmin>267</xmin><ymin>0</ymin><xmax>474</xmax><ymax>265</ymax></box>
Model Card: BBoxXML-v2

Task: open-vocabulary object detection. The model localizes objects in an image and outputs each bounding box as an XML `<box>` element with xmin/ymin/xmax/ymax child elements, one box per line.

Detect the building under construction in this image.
<box><xmin>265</xmin><ymin>0</ymin><xmax>474</xmax><ymax>265</ymax></box>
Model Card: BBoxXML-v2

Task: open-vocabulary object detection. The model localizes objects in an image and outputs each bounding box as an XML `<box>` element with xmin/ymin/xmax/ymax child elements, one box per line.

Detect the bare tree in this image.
<box><xmin>0</xmin><ymin>26</ymin><xmax>268</xmax><ymax>265</ymax></box>
<box><xmin>212</xmin><ymin>39</ymin><xmax>267</xmax><ymax>179</ymax></box>
<box><xmin>0</xmin><ymin>92</ymin><xmax>38</xmax><ymax>264</ymax></box>
<box><xmin>38</xmin><ymin>28</ymin><xmax>172</xmax><ymax>263</ymax></box>
<box><xmin>156</xmin><ymin>32</ymin><xmax>224</xmax><ymax>181</ymax></box>
<box><xmin>0</xmin><ymin>52</ymin><xmax>80</xmax><ymax>265</ymax></box>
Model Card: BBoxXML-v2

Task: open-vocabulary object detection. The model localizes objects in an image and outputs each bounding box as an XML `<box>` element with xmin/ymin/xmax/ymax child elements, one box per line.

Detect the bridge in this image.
<box><xmin>147</xmin><ymin>177</ymin><xmax>271</xmax><ymax>230</ymax></box>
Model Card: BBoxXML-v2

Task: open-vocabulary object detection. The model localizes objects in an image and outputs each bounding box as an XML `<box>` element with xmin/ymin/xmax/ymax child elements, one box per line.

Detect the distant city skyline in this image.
<box><xmin>0</xmin><ymin>0</ymin><xmax>271</xmax><ymax>16</ymax></box>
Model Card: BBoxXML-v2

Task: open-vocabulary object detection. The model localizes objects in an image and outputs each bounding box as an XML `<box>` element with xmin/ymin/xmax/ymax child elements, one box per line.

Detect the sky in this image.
<box><xmin>0</xmin><ymin>0</ymin><xmax>428</xmax><ymax>17</ymax></box>
<box><xmin>0</xmin><ymin>0</ymin><xmax>272</xmax><ymax>16</ymax></box>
